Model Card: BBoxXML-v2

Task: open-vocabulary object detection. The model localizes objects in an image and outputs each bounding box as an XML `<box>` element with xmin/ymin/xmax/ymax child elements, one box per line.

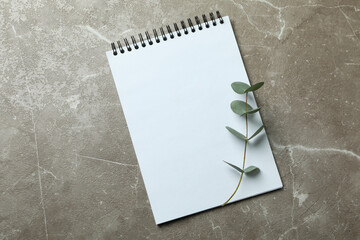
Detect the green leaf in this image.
<box><xmin>244</xmin><ymin>166</ymin><xmax>260</xmax><ymax>174</ymax></box>
<box><xmin>231</xmin><ymin>100</ymin><xmax>251</xmax><ymax>116</ymax></box>
<box><xmin>248</xmin><ymin>125</ymin><xmax>264</xmax><ymax>140</ymax></box>
<box><xmin>231</xmin><ymin>82</ymin><xmax>250</xmax><ymax>94</ymax></box>
<box><xmin>246</xmin><ymin>107</ymin><xmax>261</xmax><ymax>114</ymax></box>
<box><xmin>245</xmin><ymin>82</ymin><xmax>264</xmax><ymax>93</ymax></box>
<box><xmin>231</xmin><ymin>101</ymin><xmax>260</xmax><ymax>116</ymax></box>
<box><xmin>226</xmin><ymin>126</ymin><xmax>246</xmax><ymax>141</ymax></box>
<box><xmin>223</xmin><ymin>161</ymin><xmax>244</xmax><ymax>173</ymax></box>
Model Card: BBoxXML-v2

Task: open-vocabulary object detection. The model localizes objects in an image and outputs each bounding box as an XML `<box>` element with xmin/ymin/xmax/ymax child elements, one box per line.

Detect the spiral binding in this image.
<box><xmin>111</xmin><ymin>11</ymin><xmax>224</xmax><ymax>55</ymax></box>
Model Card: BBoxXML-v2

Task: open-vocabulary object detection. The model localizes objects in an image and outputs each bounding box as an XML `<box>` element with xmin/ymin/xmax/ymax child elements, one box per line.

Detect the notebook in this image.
<box><xmin>106</xmin><ymin>11</ymin><xmax>282</xmax><ymax>224</ymax></box>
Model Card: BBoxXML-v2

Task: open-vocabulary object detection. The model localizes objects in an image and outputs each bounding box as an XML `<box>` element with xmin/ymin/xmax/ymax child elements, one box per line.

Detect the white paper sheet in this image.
<box><xmin>106</xmin><ymin>16</ymin><xmax>282</xmax><ymax>224</ymax></box>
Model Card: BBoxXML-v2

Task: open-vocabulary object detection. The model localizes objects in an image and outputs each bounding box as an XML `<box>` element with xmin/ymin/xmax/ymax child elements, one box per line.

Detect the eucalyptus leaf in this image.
<box><xmin>226</xmin><ymin>126</ymin><xmax>246</xmax><ymax>141</ymax></box>
<box><xmin>244</xmin><ymin>166</ymin><xmax>260</xmax><ymax>174</ymax></box>
<box><xmin>231</xmin><ymin>100</ymin><xmax>252</xmax><ymax>116</ymax></box>
<box><xmin>245</xmin><ymin>82</ymin><xmax>264</xmax><ymax>93</ymax></box>
<box><xmin>223</xmin><ymin>161</ymin><xmax>244</xmax><ymax>173</ymax></box>
<box><xmin>231</xmin><ymin>82</ymin><xmax>250</xmax><ymax>94</ymax></box>
<box><xmin>248</xmin><ymin>125</ymin><xmax>264</xmax><ymax>140</ymax></box>
<box><xmin>231</xmin><ymin>101</ymin><xmax>260</xmax><ymax>116</ymax></box>
<box><xmin>246</xmin><ymin>107</ymin><xmax>261</xmax><ymax>114</ymax></box>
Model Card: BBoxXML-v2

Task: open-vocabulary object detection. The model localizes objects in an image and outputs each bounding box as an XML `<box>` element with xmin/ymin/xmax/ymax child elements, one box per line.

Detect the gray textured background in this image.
<box><xmin>1</xmin><ymin>0</ymin><xmax>359</xmax><ymax>239</ymax></box>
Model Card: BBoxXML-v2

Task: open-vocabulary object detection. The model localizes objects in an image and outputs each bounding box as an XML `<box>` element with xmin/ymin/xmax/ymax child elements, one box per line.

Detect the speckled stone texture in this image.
<box><xmin>1</xmin><ymin>0</ymin><xmax>359</xmax><ymax>239</ymax></box>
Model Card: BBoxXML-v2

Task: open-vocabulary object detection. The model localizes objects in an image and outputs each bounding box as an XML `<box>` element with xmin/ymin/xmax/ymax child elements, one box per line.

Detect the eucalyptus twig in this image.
<box><xmin>222</xmin><ymin>92</ymin><xmax>249</xmax><ymax>206</ymax></box>
<box><xmin>222</xmin><ymin>82</ymin><xmax>264</xmax><ymax>206</ymax></box>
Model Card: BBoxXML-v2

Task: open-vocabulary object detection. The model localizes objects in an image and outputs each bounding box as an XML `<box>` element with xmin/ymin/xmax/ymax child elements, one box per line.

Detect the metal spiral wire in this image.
<box><xmin>111</xmin><ymin>11</ymin><xmax>224</xmax><ymax>55</ymax></box>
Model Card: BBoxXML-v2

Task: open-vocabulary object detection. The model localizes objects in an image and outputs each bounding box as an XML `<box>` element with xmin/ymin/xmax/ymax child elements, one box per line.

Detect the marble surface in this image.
<box><xmin>1</xmin><ymin>0</ymin><xmax>359</xmax><ymax>239</ymax></box>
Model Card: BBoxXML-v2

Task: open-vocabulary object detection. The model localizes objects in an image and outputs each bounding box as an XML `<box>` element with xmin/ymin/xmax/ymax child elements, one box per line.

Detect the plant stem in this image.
<box><xmin>222</xmin><ymin>92</ymin><xmax>249</xmax><ymax>206</ymax></box>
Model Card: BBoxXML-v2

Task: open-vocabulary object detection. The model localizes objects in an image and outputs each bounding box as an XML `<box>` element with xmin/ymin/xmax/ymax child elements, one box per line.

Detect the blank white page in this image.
<box><xmin>106</xmin><ymin>16</ymin><xmax>282</xmax><ymax>224</ymax></box>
